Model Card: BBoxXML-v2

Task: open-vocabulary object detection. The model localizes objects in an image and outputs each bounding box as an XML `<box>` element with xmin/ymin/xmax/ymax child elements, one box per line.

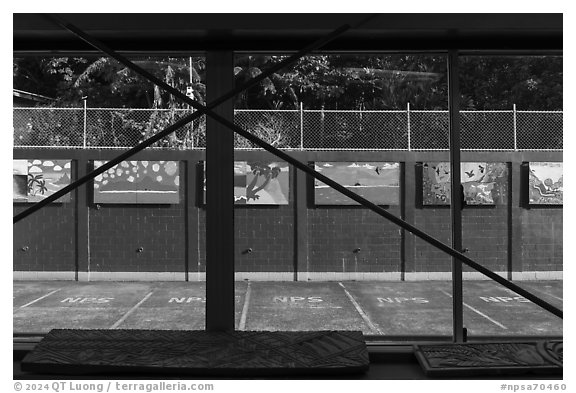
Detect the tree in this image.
<box><xmin>458</xmin><ymin>56</ymin><xmax>563</xmax><ymax>110</ymax></box>
<box><xmin>14</xmin><ymin>54</ymin><xmax>562</xmax><ymax>149</ymax></box>
<box><xmin>14</xmin><ymin>56</ymin><xmax>207</xmax><ymax>148</ymax></box>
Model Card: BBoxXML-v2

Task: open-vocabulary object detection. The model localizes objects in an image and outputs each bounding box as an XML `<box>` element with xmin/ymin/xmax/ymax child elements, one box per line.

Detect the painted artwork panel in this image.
<box><xmin>234</xmin><ymin>162</ymin><xmax>247</xmax><ymax>204</ymax></box>
<box><xmin>314</xmin><ymin>162</ymin><xmax>400</xmax><ymax>205</ymax></box>
<box><xmin>529</xmin><ymin>162</ymin><xmax>563</xmax><ymax>205</ymax></box>
<box><xmin>203</xmin><ymin>161</ymin><xmax>289</xmax><ymax>205</ymax></box>
<box><xmin>246</xmin><ymin>161</ymin><xmax>290</xmax><ymax>205</ymax></box>
<box><xmin>93</xmin><ymin>160</ymin><xmax>179</xmax><ymax>204</ymax></box>
<box><xmin>422</xmin><ymin>162</ymin><xmax>451</xmax><ymax>205</ymax></box>
<box><xmin>202</xmin><ymin>161</ymin><xmax>248</xmax><ymax>204</ymax></box>
<box><xmin>422</xmin><ymin>162</ymin><xmax>508</xmax><ymax>205</ymax></box>
<box><xmin>13</xmin><ymin>160</ymin><xmax>28</xmax><ymax>202</ymax></box>
<box><xmin>13</xmin><ymin>159</ymin><xmax>72</xmax><ymax>203</ymax></box>
<box><xmin>461</xmin><ymin>162</ymin><xmax>508</xmax><ymax>205</ymax></box>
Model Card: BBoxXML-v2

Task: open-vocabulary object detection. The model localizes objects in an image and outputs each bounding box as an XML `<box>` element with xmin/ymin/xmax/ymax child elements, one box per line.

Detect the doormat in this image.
<box><xmin>21</xmin><ymin>329</ymin><xmax>369</xmax><ymax>377</ymax></box>
<box><xmin>414</xmin><ymin>341</ymin><xmax>562</xmax><ymax>378</ymax></box>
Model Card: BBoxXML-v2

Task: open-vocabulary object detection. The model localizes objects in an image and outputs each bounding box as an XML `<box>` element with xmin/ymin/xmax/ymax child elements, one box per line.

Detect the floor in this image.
<box><xmin>13</xmin><ymin>280</ymin><xmax>563</xmax><ymax>337</ymax></box>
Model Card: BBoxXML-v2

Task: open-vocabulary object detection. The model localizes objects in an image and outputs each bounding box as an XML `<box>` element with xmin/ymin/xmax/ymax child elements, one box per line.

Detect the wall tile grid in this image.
<box><xmin>88</xmin><ymin>189</ymin><xmax>187</xmax><ymax>273</ymax></box>
<box><xmin>308</xmin><ymin>208</ymin><xmax>402</xmax><ymax>273</ymax></box>
<box><xmin>461</xmin><ymin>206</ymin><xmax>509</xmax><ymax>273</ymax></box>
<box><xmin>234</xmin><ymin>206</ymin><xmax>294</xmax><ymax>272</ymax></box>
<box><xmin>521</xmin><ymin>209</ymin><xmax>562</xmax><ymax>271</ymax></box>
<box><xmin>13</xmin><ymin>158</ymin><xmax>563</xmax><ymax>277</ymax></box>
<box><xmin>13</xmin><ymin>203</ymin><xmax>76</xmax><ymax>271</ymax></box>
<box><xmin>413</xmin><ymin>209</ymin><xmax>452</xmax><ymax>272</ymax></box>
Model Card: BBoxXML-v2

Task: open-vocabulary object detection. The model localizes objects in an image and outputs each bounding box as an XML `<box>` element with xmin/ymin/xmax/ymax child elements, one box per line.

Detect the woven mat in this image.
<box><xmin>414</xmin><ymin>341</ymin><xmax>562</xmax><ymax>378</ymax></box>
<box><xmin>22</xmin><ymin>329</ymin><xmax>369</xmax><ymax>377</ymax></box>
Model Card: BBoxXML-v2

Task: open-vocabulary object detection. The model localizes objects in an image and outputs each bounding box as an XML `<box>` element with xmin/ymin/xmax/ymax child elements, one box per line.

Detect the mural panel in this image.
<box><xmin>246</xmin><ymin>161</ymin><xmax>290</xmax><ymax>205</ymax></box>
<box><xmin>423</xmin><ymin>162</ymin><xmax>508</xmax><ymax>205</ymax></box>
<box><xmin>203</xmin><ymin>161</ymin><xmax>290</xmax><ymax>205</ymax></box>
<box><xmin>13</xmin><ymin>159</ymin><xmax>72</xmax><ymax>203</ymax></box>
<box><xmin>314</xmin><ymin>162</ymin><xmax>400</xmax><ymax>205</ymax></box>
<box><xmin>93</xmin><ymin>160</ymin><xmax>180</xmax><ymax>204</ymax></box>
<box><xmin>529</xmin><ymin>162</ymin><xmax>563</xmax><ymax>205</ymax></box>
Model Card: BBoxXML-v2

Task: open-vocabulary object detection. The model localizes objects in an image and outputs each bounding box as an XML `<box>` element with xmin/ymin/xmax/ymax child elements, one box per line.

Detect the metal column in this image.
<box><xmin>206</xmin><ymin>51</ymin><xmax>235</xmax><ymax>331</ymax></box>
<box><xmin>448</xmin><ymin>50</ymin><xmax>464</xmax><ymax>342</ymax></box>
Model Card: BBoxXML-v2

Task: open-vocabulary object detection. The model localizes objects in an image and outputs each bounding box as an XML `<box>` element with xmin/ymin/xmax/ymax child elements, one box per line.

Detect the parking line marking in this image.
<box><xmin>110</xmin><ymin>291</ymin><xmax>154</xmax><ymax>329</ymax></box>
<box><xmin>238</xmin><ymin>282</ymin><xmax>251</xmax><ymax>330</ymax></box>
<box><xmin>440</xmin><ymin>290</ymin><xmax>507</xmax><ymax>330</ymax></box>
<box><xmin>17</xmin><ymin>289</ymin><xmax>62</xmax><ymax>310</ymax></box>
<box><xmin>339</xmin><ymin>282</ymin><xmax>383</xmax><ymax>335</ymax></box>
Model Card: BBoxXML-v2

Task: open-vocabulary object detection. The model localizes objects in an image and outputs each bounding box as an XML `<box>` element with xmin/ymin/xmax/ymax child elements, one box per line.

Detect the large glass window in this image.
<box><xmin>458</xmin><ymin>55</ymin><xmax>562</xmax><ymax>339</ymax></box>
<box><xmin>13</xmin><ymin>55</ymin><xmax>207</xmax><ymax>334</ymax></box>
<box><xmin>13</xmin><ymin>52</ymin><xmax>562</xmax><ymax>341</ymax></box>
<box><xmin>232</xmin><ymin>54</ymin><xmax>456</xmax><ymax>338</ymax></box>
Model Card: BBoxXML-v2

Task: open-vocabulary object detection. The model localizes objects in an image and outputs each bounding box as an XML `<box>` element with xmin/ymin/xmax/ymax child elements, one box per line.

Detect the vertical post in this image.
<box><xmin>205</xmin><ymin>51</ymin><xmax>235</xmax><ymax>331</ymax></box>
<box><xmin>358</xmin><ymin>104</ymin><xmax>363</xmax><ymax>135</ymax></box>
<box><xmin>407</xmin><ymin>102</ymin><xmax>411</xmax><ymax>151</ymax></box>
<box><xmin>513</xmin><ymin>104</ymin><xmax>518</xmax><ymax>151</ymax></box>
<box><xmin>509</xmin><ymin>160</ymin><xmax>523</xmax><ymax>280</ymax></box>
<box><xmin>300</xmin><ymin>102</ymin><xmax>304</xmax><ymax>150</ymax></box>
<box><xmin>189</xmin><ymin>57</ymin><xmax>193</xmax><ymax>84</ymax></box>
<box><xmin>75</xmin><ymin>155</ymin><xmax>89</xmax><ymax>281</ymax></box>
<box><xmin>320</xmin><ymin>106</ymin><xmax>325</xmax><ymax>148</ymax></box>
<box><xmin>185</xmin><ymin>159</ymin><xmax>199</xmax><ymax>282</ymax></box>
<box><xmin>82</xmin><ymin>98</ymin><xmax>87</xmax><ymax>149</ymax></box>
<box><xmin>294</xmin><ymin>159</ymin><xmax>309</xmax><ymax>281</ymax></box>
<box><xmin>401</xmin><ymin>158</ymin><xmax>416</xmax><ymax>281</ymax></box>
<box><xmin>448</xmin><ymin>50</ymin><xmax>464</xmax><ymax>343</ymax></box>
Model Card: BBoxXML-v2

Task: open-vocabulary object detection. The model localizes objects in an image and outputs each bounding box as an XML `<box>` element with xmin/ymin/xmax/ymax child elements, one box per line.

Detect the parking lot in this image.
<box><xmin>13</xmin><ymin>280</ymin><xmax>563</xmax><ymax>337</ymax></box>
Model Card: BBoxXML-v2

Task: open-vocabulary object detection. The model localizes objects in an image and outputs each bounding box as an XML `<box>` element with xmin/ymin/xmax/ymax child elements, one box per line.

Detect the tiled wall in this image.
<box><xmin>13</xmin><ymin>152</ymin><xmax>563</xmax><ymax>279</ymax></box>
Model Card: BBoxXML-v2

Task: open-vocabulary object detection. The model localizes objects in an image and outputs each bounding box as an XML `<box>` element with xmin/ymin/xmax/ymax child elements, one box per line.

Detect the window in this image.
<box><xmin>13</xmin><ymin>55</ymin><xmax>208</xmax><ymax>333</ymax></box>
<box><xmin>13</xmin><ymin>15</ymin><xmax>562</xmax><ymax>346</ymax></box>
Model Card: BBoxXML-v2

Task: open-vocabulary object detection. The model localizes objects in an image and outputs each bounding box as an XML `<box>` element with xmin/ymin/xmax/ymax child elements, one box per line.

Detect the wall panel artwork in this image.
<box><xmin>245</xmin><ymin>161</ymin><xmax>289</xmax><ymax>205</ymax></box>
<box><xmin>13</xmin><ymin>159</ymin><xmax>72</xmax><ymax>203</ymax></box>
<box><xmin>529</xmin><ymin>162</ymin><xmax>563</xmax><ymax>205</ymax></box>
<box><xmin>314</xmin><ymin>162</ymin><xmax>400</xmax><ymax>205</ymax></box>
<box><xmin>204</xmin><ymin>161</ymin><xmax>290</xmax><ymax>205</ymax></box>
<box><xmin>422</xmin><ymin>162</ymin><xmax>508</xmax><ymax>205</ymax></box>
<box><xmin>93</xmin><ymin>160</ymin><xmax>180</xmax><ymax>204</ymax></box>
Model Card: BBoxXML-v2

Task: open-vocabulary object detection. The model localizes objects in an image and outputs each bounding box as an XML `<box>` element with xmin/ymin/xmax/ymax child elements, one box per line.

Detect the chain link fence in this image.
<box><xmin>14</xmin><ymin>106</ymin><xmax>562</xmax><ymax>151</ymax></box>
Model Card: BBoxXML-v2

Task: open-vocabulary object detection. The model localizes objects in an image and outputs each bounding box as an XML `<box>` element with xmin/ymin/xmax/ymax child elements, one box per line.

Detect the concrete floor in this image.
<box><xmin>13</xmin><ymin>280</ymin><xmax>563</xmax><ymax>337</ymax></box>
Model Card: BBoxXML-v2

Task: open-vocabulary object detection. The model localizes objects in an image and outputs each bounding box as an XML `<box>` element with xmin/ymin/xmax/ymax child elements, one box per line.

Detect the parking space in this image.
<box><xmin>13</xmin><ymin>280</ymin><xmax>563</xmax><ymax>337</ymax></box>
<box><xmin>13</xmin><ymin>282</ymin><xmax>153</xmax><ymax>333</ymax></box>
<box><xmin>462</xmin><ymin>281</ymin><xmax>563</xmax><ymax>336</ymax></box>
<box><xmin>13</xmin><ymin>281</ymin><xmax>64</xmax><ymax>309</ymax></box>
<box><xmin>116</xmin><ymin>281</ymin><xmax>248</xmax><ymax>330</ymax></box>
<box><xmin>240</xmin><ymin>281</ymin><xmax>375</xmax><ymax>334</ymax></box>
<box><xmin>342</xmin><ymin>281</ymin><xmax>454</xmax><ymax>335</ymax></box>
<box><xmin>513</xmin><ymin>281</ymin><xmax>563</xmax><ymax>308</ymax></box>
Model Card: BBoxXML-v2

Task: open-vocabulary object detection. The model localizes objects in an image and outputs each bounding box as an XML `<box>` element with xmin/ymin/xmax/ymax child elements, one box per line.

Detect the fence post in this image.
<box><xmin>190</xmin><ymin>109</ymin><xmax>195</xmax><ymax>149</ymax></box>
<box><xmin>82</xmin><ymin>98</ymin><xmax>87</xmax><ymax>148</ymax></box>
<box><xmin>300</xmin><ymin>102</ymin><xmax>304</xmax><ymax>150</ymax></box>
<box><xmin>513</xmin><ymin>104</ymin><xmax>518</xmax><ymax>151</ymax></box>
<box><xmin>407</xmin><ymin>102</ymin><xmax>411</xmax><ymax>151</ymax></box>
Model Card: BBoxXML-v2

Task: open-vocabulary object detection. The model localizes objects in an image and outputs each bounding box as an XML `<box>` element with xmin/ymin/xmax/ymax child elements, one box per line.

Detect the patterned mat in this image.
<box><xmin>414</xmin><ymin>341</ymin><xmax>562</xmax><ymax>378</ymax></box>
<box><xmin>21</xmin><ymin>329</ymin><xmax>369</xmax><ymax>376</ymax></box>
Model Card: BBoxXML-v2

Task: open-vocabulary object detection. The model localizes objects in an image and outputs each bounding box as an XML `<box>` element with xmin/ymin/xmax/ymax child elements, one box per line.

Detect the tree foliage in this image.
<box><xmin>13</xmin><ymin>54</ymin><xmax>562</xmax><ymax>149</ymax></box>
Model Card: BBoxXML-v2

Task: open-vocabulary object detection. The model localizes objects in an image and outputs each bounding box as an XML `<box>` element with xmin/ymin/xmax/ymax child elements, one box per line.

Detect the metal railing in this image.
<box><xmin>13</xmin><ymin>105</ymin><xmax>562</xmax><ymax>151</ymax></box>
